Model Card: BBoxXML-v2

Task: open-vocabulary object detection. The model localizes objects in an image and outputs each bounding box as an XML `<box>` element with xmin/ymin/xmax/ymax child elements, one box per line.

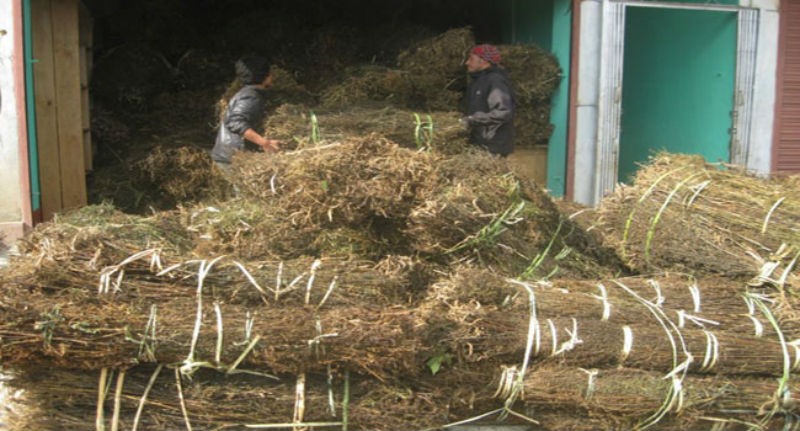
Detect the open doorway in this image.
<box><xmin>618</xmin><ymin>6</ymin><xmax>737</xmax><ymax>183</ymax></box>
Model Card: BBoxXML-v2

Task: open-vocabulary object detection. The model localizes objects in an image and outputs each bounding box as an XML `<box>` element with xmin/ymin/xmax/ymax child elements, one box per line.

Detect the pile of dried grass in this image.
<box><xmin>11</xmin><ymin>203</ymin><xmax>191</xmax><ymax>270</ymax></box>
<box><xmin>312</xmin><ymin>27</ymin><xmax>562</xmax><ymax>148</ymax></box>
<box><xmin>224</xmin><ymin>137</ymin><xmax>605</xmax><ymax>278</ymax></box>
<box><xmin>597</xmin><ymin>153</ymin><xmax>800</xmax><ymax>283</ymax></box>
<box><xmin>8</xmin><ymin>145</ymin><xmax>800</xmax><ymax>429</ymax></box>
<box><xmin>264</xmin><ymin>103</ymin><xmax>469</xmax><ymax>153</ymax></box>
<box><xmin>9</xmin><ymin>362</ymin><xmax>795</xmax><ymax>431</ymax></box>
<box><xmin>3</xmin><ymin>263</ymin><xmax>797</xmax><ymax>430</ymax></box>
<box><xmin>135</xmin><ymin>145</ymin><xmax>229</xmax><ymax>206</ymax></box>
<box><xmin>6</xmin><ymin>364</ymin><xmax>510</xmax><ymax>431</ymax></box>
<box><xmin>419</xmin><ymin>270</ymin><xmax>795</xmax><ymax>376</ymax></box>
<box><xmin>230</xmin><ymin>136</ymin><xmax>439</xmax><ymax>226</ymax></box>
<box><xmin>396</xmin><ymin>27</ymin><xmax>475</xmax><ymax>111</ymax></box>
<box><xmin>501</xmin><ymin>44</ymin><xmax>561</xmax><ymax>147</ymax></box>
<box><xmin>520</xmin><ymin>366</ymin><xmax>799</xmax><ymax>430</ymax></box>
<box><xmin>319</xmin><ymin>66</ymin><xmax>414</xmax><ymax>109</ymax></box>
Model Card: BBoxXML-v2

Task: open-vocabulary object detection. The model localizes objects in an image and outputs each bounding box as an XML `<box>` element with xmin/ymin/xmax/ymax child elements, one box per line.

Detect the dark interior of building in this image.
<box><xmin>78</xmin><ymin>0</ymin><xmax>509</xmax><ymax>211</ymax></box>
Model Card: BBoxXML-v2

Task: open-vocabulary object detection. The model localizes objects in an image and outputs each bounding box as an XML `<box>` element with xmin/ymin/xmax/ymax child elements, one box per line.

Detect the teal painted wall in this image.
<box><xmin>499</xmin><ymin>0</ymin><xmax>570</xmax><ymax>197</ymax></box>
<box><xmin>619</xmin><ymin>7</ymin><xmax>736</xmax><ymax>183</ymax></box>
<box><xmin>675</xmin><ymin>0</ymin><xmax>739</xmax><ymax>4</ymax></box>
<box><xmin>501</xmin><ymin>0</ymin><xmax>554</xmax><ymax>47</ymax></box>
<box><xmin>547</xmin><ymin>0</ymin><xmax>571</xmax><ymax>197</ymax></box>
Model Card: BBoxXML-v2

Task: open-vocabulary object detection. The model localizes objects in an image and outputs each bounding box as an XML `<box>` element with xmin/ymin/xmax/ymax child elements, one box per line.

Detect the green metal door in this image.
<box><xmin>618</xmin><ymin>7</ymin><xmax>737</xmax><ymax>183</ymax></box>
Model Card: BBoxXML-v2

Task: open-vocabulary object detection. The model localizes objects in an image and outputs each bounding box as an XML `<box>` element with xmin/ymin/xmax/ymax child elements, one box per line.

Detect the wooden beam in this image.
<box><xmin>51</xmin><ymin>0</ymin><xmax>86</xmax><ymax>211</ymax></box>
<box><xmin>79</xmin><ymin>1</ymin><xmax>93</xmax><ymax>172</ymax></box>
<box><xmin>31</xmin><ymin>0</ymin><xmax>61</xmax><ymax>220</ymax></box>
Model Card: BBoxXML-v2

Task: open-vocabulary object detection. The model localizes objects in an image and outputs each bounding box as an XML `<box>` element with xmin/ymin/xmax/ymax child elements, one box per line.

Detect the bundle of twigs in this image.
<box><xmin>6</xmin><ymin>258</ymin><xmax>790</xmax><ymax>376</ymax></box>
<box><xmin>519</xmin><ymin>365</ymin><xmax>800</xmax><ymax>431</ymax></box>
<box><xmin>420</xmin><ymin>270</ymin><xmax>796</xmax><ymax>376</ymax></box>
<box><xmin>0</xmin><ymin>253</ymin><xmax>436</xmax><ymax>376</ymax></box>
<box><xmin>264</xmin><ymin>103</ymin><xmax>470</xmax><ymax>153</ymax></box>
<box><xmin>4</xmin><ymin>248</ymin><xmax>800</xmax><ymax>429</ymax></box>
<box><xmin>3</xmin><ymin>366</ymin><xmax>457</xmax><ymax>431</ymax></box>
<box><xmin>230</xmin><ymin>136</ymin><xmax>439</xmax><ymax>226</ymax></box>
<box><xmin>0</xmin><ymin>298</ymin><xmax>425</xmax><ymax>377</ymax></box>
<box><xmin>11</xmin><ymin>202</ymin><xmax>191</xmax><ymax>269</ymax></box>
<box><xmin>8</xmin><ymin>362</ymin><xmax>797</xmax><ymax>431</ymax></box>
<box><xmin>227</xmin><ymin>137</ymin><xmax>607</xmax><ymax>278</ymax></box>
<box><xmin>598</xmin><ymin>153</ymin><xmax>800</xmax><ymax>283</ymax></box>
<box><xmin>500</xmin><ymin>44</ymin><xmax>561</xmax><ymax>147</ymax></box>
<box><xmin>395</xmin><ymin>26</ymin><xmax>475</xmax><ymax>111</ymax></box>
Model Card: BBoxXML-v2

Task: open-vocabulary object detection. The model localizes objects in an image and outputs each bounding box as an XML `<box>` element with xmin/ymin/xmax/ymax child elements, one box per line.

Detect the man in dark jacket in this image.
<box><xmin>462</xmin><ymin>44</ymin><xmax>515</xmax><ymax>157</ymax></box>
<box><xmin>211</xmin><ymin>56</ymin><xmax>281</xmax><ymax>169</ymax></box>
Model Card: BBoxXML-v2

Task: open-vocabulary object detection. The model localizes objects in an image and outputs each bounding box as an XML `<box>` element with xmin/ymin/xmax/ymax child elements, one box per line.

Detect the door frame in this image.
<box><xmin>569</xmin><ymin>0</ymin><xmax>778</xmax><ymax>205</ymax></box>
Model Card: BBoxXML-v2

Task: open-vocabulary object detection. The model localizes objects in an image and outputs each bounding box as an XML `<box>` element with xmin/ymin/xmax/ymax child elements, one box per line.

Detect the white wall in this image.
<box><xmin>573</xmin><ymin>0</ymin><xmax>602</xmax><ymax>206</ymax></box>
<box><xmin>746</xmin><ymin>2</ymin><xmax>779</xmax><ymax>173</ymax></box>
<box><xmin>0</xmin><ymin>0</ymin><xmax>25</xmax><ymax>241</ymax></box>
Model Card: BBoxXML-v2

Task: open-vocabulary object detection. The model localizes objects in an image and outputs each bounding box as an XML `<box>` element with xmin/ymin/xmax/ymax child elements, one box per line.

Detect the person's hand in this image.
<box><xmin>260</xmin><ymin>139</ymin><xmax>282</xmax><ymax>153</ymax></box>
<box><xmin>459</xmin><ymin>116</ymin><xmax>472</xmax><ymax>130</ymax></box>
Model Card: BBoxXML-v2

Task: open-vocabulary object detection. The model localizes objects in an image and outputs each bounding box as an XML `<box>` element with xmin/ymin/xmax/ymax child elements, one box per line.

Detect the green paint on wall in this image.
<box><xmin>546</xmin><ymin>0</ymin><xmax>571</xmax><ymax>197</ymax></box>
<box><xmin>673</xmin><ymin>0</ymin><xmax>739</xmax><ymax>4</ymax></box>
<box><xmin>619</xmin><ymin>7</ymin><xmax>736</xmax><ymax>183</ymax></box>
<box><xmin>500</xmin><ymin>0</ymin><xmax>554</xmax><ymax>48</ymax></box>
<box><xmin>499</xmin><ymin>0</ymin><xmax>570</xmax><ymax>196</ymax></box>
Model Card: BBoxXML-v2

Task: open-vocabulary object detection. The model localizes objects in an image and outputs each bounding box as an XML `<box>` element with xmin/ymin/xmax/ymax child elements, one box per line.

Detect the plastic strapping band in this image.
<box><xmin>533</xmin><ymin>315</ymin><xmax>541</xmax><ymax>357</ymax></box>
<box><xmin>744</xmin><ymin>295</ymin><xmax>756</xmax><ymax>315</ymax></box>
<box><xmin>790</xmin><ymin>340</ymin><xmax>800</xmax><ymax>372</ymax></box>
<box><xmin>648</xmin><ymin>279</ymin><xmax>665</xmax><ymax>307</ymax></box>
<box><xmin>592</xmin><ymin>283</ymin><xmax>611</xmax><ymax>321</ymax></box>
<box><xmin>744</xmin><ymin>296</ymin><xmax>764</xmax><ymax>337</ymax></box>
<box><xmin>579</xmin><ymin>368</ymin><xmax>599</xmax><ymax>399</ymax></box>
<box><xmin>700</xmin><ymin>330</ymin><xmax>719</xmax><ymax>372</ymax></box>
<box><xmin>304</xmin><ymin>259</ymin><xmax>322</xmax><ymax>305</ymax></box>
<box><xmin>149</xmin><ymin>250</ymin><xmax>163</xmax><ymax>273</ymax></box>
<box><xmin>493</xmin><ymin>366</ymin><xmax>518</xmax><ymax>399</ymax></box>
<box><xmin>547</xmin><ymin>319</ymin><xmax>558</xmax><ymax>356</ymax></box>
<box><xmin>664</xmin><ymin>356</ymin><xmax>693</xmax><ymax>380</ymax></box>
<box><xmin>749</xmin><ymin>315</ymin><xmax>764</xmax><ymax>338</ymax></box>
<box><xmin>672</xmin><ymin>378</ymin><xmax>685</xmax><ymax>412</ymax></box>
<box><xmin>214</xmin><ymin>303</ymin><xmax>223</xmax><ymax>364</ymax></box>
<box><xmin>689</xmin><ymin>283</ymin><xmax>701</xmax><ymax>313</ymax></box>
<box><xmin>554</xmin><ymin>318</ymin><xmax>583</xmax><ymax>356</ymax></box>
<box><xmin>621</xmin><ymin>325</ymin><xmax>633</xmax><ymax>363</ymax></box>
<box><xmin>662</xmin><ymin>357</ymin><xmax>692</xmax><ymax>413</ymax></box>
<box><xmin>244</xmin><ymin>312</ymin><xmax>254</xmax><ymax>342</ymax></box>
<box><xmin>678</xmin><ymin>311</ymin><xmax>720</xmax><ymax>329</ymax></box>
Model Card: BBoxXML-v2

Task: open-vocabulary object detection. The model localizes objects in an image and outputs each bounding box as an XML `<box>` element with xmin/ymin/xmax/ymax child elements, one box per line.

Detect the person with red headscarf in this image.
<box><xmin>462</xmin><ymin>44</ymin><xmax>515</xmax><ymax>157</ymax></box>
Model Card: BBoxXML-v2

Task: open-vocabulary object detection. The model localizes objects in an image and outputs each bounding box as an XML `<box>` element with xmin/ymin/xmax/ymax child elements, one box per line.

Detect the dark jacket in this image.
<box><xmin>465</xmin><ymin>66</ymin><xmax>515</xmax><ymax>156</ymax></box>
<box><xmin>211</xmin><ymin>85</ymin><xmax>268</xmax><ymax>164</ymax></box>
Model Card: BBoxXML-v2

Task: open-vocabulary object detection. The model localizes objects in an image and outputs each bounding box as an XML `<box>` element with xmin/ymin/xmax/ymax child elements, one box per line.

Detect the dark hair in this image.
<box><xmin>235</xmin><ymin>56</ymin><xmax>271</xmax><ymax>85</ymax></box>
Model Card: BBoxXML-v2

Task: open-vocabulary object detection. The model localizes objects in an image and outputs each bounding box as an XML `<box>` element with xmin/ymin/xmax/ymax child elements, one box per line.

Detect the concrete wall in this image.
<box><xmin>0</xmin><ymin>0</ymin><xmax>28</xmax><ymax>248</ymax></box>
<box><xmin>746</xmin><ymin>0</ymin><xmax>779</xmax><ymax>173</ymax></box>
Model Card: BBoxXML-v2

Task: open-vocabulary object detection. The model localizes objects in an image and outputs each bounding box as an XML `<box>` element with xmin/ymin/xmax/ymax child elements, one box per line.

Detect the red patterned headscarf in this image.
<box><xmin>470</xmin><ymin>44</ymin><xmax>501</xmax><ymax>64</ymax></box>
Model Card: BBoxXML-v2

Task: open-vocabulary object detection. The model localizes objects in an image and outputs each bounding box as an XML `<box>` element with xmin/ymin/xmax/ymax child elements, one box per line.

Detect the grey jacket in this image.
<box><xmin>465</xmin><ymin>66</ymin><xmax>515</xmax><ymax>156</ymax></box>
<box><xmin>211</xmin><ymin>85</ymin><xmax>268</xmax><ymax>164</ymax></box>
